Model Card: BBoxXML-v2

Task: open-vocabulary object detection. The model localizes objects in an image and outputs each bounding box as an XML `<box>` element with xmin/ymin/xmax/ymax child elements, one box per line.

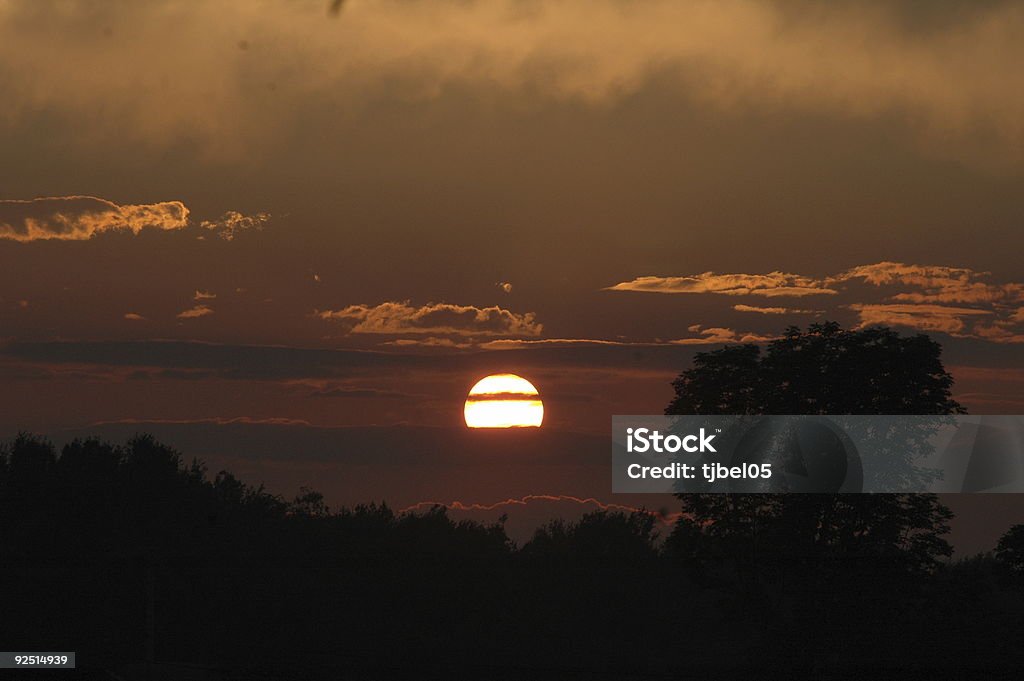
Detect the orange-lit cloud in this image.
<box><xmin>733</xmin><ymin>304</ymin><xmax>822</xmax><ymax>315</ymax></box>
<box><xmin>670</xmin><ymin>325</ymin><xmax>776</xmax><ymax>345</ymax></box>
<box><xmin>200</xmin><ymin>211</ymin><xmax>270</xmax><ymax>241</ymax></box>
<box><xmin>193</xmin><ymin>290</ymin><xmax>217</xmax><ymax>301</ymax></box>
<box><xmin>849</xmin><ymin>303</ymin><xmax>991</xmax><ymax>334</ymax></box>
<box><xmin>834</xmin><ymin>262</ymin><xmax>1024</xmax><ymax>304</ymax></box>
<box><xmin>606</xmin><ymin>272</ymin><xmax>836</xmax><ymax>297</ymax></box>
<box><xmin>318</xmin><ymin>301</ymin><xmax>542</xmax><ymax>337</ymax></box>
<box><xmin>0</xmin><ymin>196</ymin><xmax>272</xmax><ymax>244</ymax></box>
<box><xmin>123</xmin><ymin>313</ymin><xmax>145</xmax><ymax>321</ymax></box>
<box><xmin>0</xmin><ymin>196</ymin><xmax>189</xmax><ymax>242</ymax></box>
<box><xmin>382</xmin><ymin>338</ymin><xmax>472</xmax><ymax>349</ymax></box>
<box><xmin>177</xmin><ymin>304</ymin><xmax>215</xmax><ymax>319</ymax></box>
<box><xmin>970</xmin><ymin>324</ymin><xmax>1024</xmax><ymax>344</ymax></box>
<box><xmin>610</xmin><ymin>262</ymin><xmax>1024</xmax><ymax>344</ymax></box>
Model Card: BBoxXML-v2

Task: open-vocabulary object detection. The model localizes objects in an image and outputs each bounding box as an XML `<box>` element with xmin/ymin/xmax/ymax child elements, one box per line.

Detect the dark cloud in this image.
<box><xmin>308</xmin><ymin>386</ymin><xmax>424</xmax><ymax>400</ymax></box>
<box><xmin>126</xmin><ymin>368</ymin><xmax>222</xmax><ymax>382</ymax></box>
<box><xmin>3</xmin><ymin>1</ymin><xmax>1024</xmax><ymax>165</ymax></box>
<box><xmin>0</xmin><ymin>338</ymin><xmax>702</xmax><ymax>380</ymax></box>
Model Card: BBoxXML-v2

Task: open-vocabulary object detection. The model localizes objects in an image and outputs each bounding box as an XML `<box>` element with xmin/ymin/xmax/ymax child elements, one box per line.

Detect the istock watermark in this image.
<box><xmin>612</xmin><ymin>415</ymin><xmax>1024</xmax><ymax>494</ymax></box>
<box><xmin>625</xmin><ymin>427</ymin><xmax>718</xmax><ymax>453</ymax></box>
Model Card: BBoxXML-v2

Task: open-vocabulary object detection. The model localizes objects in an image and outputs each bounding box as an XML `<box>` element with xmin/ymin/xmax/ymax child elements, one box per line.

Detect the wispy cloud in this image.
<box><xmin>970</xmin><ymin>324</ymin><xmax>1024</xmax><ymax>345</ymax></box>
<box><xmin>837</xmin><ymin>264</ymin><xmax>1024</xmax><ymax>341</ymax></box>
<box><xmin>606</xmin><ymin>272</ymin><xmax>836</xmax><ymax>297</ymax></box>
<box><xmin>200</xmin><ymin>211</ymin><xmax>270</xmax><ymax>241</ymax></box>
<box><xmin>193</xmin><ymin>290</ymin><xmax>217</xmax><ymax>301</ymax></box>
<box><xmin>0</xmin><ymin>196</ymin><xmax>189</xmax><ymax>242</ymax></box>
<box><xmin>89</xmin><ymin>416</ymin><xmax>310</xmax><ymax>427</ymax></box>
<box><xmin>670</xmin><ymin>325</ymin><xmax>777</xmax><ymax>345</ymax></box>
<box><xmin>382</xmin><ymin>338</ymin><xmax>472</xmax><ymax>349</ymax></box>
<box><xmin>308</xmin><ymin>386</ymin><xmax>423</xmax><ymax>400</ymax></box>
<box><xmin>479</xmin><ymin>338</ymin><xmax>639</xmax><ymax>350</ymax></box>
<box><xmin>849</xmin><ymin>303</ymin><xmax>991</xmax><ymax>334</ymax></box>
<box><xmin>318</xmin><ymin>301</ymin><xmax>542</xmax><ymax>337</ymax></box>
<box><xmin>834</xmin><ymin>262</ymin><xmax>1024</xmax><ymax>304</ymax></box>
<box><xmin>609</xmin><ymin>262</ymin><xmax>1024</xmax><ymax>343</ymax></box>
<box><xmin>733</xmin><ymin>304</ymin><xmax>822</xmax><ymax>315</ymax></box>
<box><xmin>123</xmin><ymin>312</ymin><xmax>146</xmax><ymax>321</ymax></box>
<box><xmin>177</xmin><ymin>304</ymin><xmax>215</xmax><ymax>319</ymax></box>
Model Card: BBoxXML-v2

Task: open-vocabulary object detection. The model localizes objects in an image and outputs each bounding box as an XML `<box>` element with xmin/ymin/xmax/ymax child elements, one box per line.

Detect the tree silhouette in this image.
<box><xmin>668</xmin><ymin>321</ymin><xmax>964</xmax><ymax>416</ymax></box>
<box><xmin>665</xmin><ymin>323</ymin><xmax>964</xmax><ymax>668</ymax></box>
<box><xmin>0</xmin><ymin>429</ymin><xmax>1021</xmax><ymax>676</ymax></box>
<box><xmin>996</xmin><ymin>524</ymin><xmax>1024</xmax><ymax>578</ymax></box>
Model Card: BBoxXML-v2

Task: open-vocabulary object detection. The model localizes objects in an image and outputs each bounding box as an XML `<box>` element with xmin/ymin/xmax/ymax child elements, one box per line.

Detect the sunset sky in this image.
<box><xmin>1</xmin><ymin>0</ymin><xmax>1022</xmax><ymax>551</ymax></box>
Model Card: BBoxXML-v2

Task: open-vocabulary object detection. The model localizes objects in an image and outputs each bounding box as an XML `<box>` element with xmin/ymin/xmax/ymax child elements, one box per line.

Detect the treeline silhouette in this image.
<box><xmin>1</xmin><ymin>432</ymin><xmax>1023</xmax><ymax>679</ymax></box>
<box><xmin>3</xmin><ymin>324</ymin><xmax>1024</xmax><ymax>678</ymax></box>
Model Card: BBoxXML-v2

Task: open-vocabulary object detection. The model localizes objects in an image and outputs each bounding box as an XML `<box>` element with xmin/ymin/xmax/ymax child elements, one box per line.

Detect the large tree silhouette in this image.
<box><xmin>665</xmin><ymin>323</ymin><xmax>963</xmax><ymax>666</ymax></box>
<box><xmin>667</xmin><ymin>321</ymin><xmax>963</xmax><ymax>416</ymax></box>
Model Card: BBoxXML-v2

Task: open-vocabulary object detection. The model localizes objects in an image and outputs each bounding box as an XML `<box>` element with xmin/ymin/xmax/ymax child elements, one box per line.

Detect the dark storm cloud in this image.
<box><xmin>2</xmin><ymin>1</ymin><xmax>1023</xmax><ymax>165</ymax></box>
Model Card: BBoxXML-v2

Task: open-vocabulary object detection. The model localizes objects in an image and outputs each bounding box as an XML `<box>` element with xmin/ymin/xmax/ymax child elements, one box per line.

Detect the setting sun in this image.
<box><xmin>464</xmin><ymin>374</ymin><xmax>544</xmax><ymax>428</ymax></box>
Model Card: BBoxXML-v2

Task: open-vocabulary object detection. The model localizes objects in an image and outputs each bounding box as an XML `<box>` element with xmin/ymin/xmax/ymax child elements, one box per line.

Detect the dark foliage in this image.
<box><xmin>667</xmin><ymin>321</ymin><xmax>964</xmax><ymax>416</ymax></box>
<box><xmin>0</xmin><ymin>432</ymin><xmax>1021</xmax><ymax>678</ymax></box>
<box><xmin>663</xmin><ymin>323</ymin><xmax>1022</xmax><ymax>673</ymax></box>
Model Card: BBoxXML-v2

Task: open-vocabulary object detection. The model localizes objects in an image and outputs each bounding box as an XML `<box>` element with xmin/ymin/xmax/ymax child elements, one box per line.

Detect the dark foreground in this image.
<box><xmin>2</xmin><ymin>434</ymin><xmax>1023</xmax><ymax>679</ymax></box>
